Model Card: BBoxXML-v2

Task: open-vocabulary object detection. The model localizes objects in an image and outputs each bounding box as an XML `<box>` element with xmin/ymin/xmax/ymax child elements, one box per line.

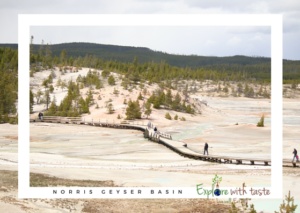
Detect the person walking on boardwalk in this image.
<box><xmin>204</xmin><ymin>142</ymin><xmax>209</xmax><ymax>155</ymax></box>
<box><xmin>293</xmin><ymin>148</ymin><xmax>298</xmax><ymax>162</ymax></box>
<box><xmin>38</xmin><ymin>112</ymin><xmax>43</xmax><ymax>121</ymax></box>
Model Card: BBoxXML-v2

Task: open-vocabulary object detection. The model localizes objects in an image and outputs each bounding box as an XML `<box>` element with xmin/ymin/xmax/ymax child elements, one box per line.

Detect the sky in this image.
<box><xmin>0</xmin><ymin>0</ymin><xmax>299</xmax><ymax>60</ymax></box>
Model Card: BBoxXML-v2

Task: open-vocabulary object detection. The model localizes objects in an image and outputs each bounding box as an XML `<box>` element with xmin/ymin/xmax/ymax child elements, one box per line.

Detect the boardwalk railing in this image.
<box><xmin>31</xmin><ymin>116</ymin><xmax>82</xmax><ymax>124</ymax></box>
<box><xmin>30</xmin><ymin>116</ymin><xmax>298</xmax><ymax>168</ymax></box>
<box><xmin>144</xmin><ymin>127</ymin><xmax>172</xmax><ymax>141</ymax></box>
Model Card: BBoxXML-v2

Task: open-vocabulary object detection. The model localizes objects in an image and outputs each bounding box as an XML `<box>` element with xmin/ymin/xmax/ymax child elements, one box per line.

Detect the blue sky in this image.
<box><xmin>0</xmin><ymin>0</ymin><xmax>299</xmax><ymax>60</ymax></box>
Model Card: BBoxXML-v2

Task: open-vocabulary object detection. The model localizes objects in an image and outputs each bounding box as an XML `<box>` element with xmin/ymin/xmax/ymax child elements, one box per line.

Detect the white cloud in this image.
<box><xmin>227</xmin><ymin>36</ymin><xmax>242</xmax><ymax>45</ymax></box>
<box><xmin>0</xmin><ymin>0</ymin><xmax>298</xmax><ymax>59</ymax></box>
<box><xmin>204</xmin><ymin>39</ymin><xmax>217</xmax><ymax>46</ymax></box>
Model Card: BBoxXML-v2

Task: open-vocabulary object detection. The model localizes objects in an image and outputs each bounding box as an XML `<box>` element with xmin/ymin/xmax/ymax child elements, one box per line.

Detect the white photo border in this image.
<box><xmin>18</xmin><ymin>14</ymin><xmax>282</xmax><ymax>199</ymax></box>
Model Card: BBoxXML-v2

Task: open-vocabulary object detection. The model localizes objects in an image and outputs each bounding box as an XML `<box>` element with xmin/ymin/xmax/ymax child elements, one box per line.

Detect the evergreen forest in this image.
<box><xmin>0</xmin><ymin>42</ymin><xmax>300</xmax><ymax>123</ymax></box>
<box><xmin>0</xmin><ymin>47</ymin><xmax>18</xmax><ymax>123</ymax></box>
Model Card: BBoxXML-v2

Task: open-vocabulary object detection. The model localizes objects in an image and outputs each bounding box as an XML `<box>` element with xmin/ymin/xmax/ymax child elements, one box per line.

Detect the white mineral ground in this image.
<box><xmin>0</xmin><ymin>68</ymin><xmax>299</xmax><ymax>212</ymax></box>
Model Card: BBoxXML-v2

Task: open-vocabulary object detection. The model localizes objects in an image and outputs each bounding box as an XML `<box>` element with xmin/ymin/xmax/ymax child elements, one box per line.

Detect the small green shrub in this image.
<box><xmin>257</xmin><ymin>114</ymin><xmax>264</xmax><ymax>127</ymax></box>
<box><xmin>165</xmin><ymin>112</ymin><xmax>172</xmax><ymax>120</ymax></box>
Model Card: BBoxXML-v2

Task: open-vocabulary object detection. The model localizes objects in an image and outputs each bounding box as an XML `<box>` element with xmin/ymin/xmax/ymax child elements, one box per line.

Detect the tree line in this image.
<box><xmin>1</xmin><ymin>42</ymin><xmax>300</xmax><ymax>84</ymax></box>
<box><xmin>0</xmin><ymin>48</ymin><xmax>18</xmax><ymax>123</ymax></box>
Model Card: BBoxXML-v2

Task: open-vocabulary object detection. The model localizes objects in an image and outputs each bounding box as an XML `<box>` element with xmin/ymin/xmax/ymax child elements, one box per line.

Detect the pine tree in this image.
<box><xmin>134</xmin><ymin>100</ymin><xmax>142</xmax><ymax>119</ymax></box>
<box><xmin>121</xmin><ymin>78</ymin><xmax>129</xmax><ymax>90</ymax></box>
<box><xmin>42</xmin><ymin>78</ymin><xmax>49</xmax><ymax>88</ymax></box>
<box><xmin>30</xmin><ymin>90</ymin><xmax>34</xmax><ymax>113</ymax></box>
<box><xmin>108</xmin><ymin>75</ymin><xmax>116</xmax><ymax>85</ymax></box>
<box><xmin>144</xmin><ymin>102</ymin><xmax>152</xmax><ymax>119</ymax></box>
<box><xmin>35</xmin><ymin>89</ymin><xmax>43</xmax><ymax>104</ymax></box>
<box><xmin>257</xmin><ymin>114</ymin><xmax>264</xmax><ymax>127</ymax></box>
<box><xmin>165</xmin><ymin>89</ymin><xmax>173</xmax><ymax>108</ymax></box>
<box><xmin>101</xmin><ymin>70</ymin><xmax>110</xmax><ymax>78</ymax></box>
<box><xmin>172</xmin><ymin>92</ymin><xmax>181</xmax><ymax>111</ymax></box>
<box><xmin>275</xmin><ymin>191</ymin><xmax>298</xmax><ymax>213</ymax></box>
<box><xmin>49</xmin><ymin>85</ymin><xmax>54</xmax><ymax>93</ymax></box>
<box><xmin>86</xmin><ymin>89</ymin><xmax>93</xmax><ymax>106</ymax></box>
<box><xmin>44</xmin><ymin>90</ymin><xmax>50</xmax><ymax>110</ymax></box>
<box><xmin>125</xmin><ymin>99</ymin><xmax>141</xmax><ymax>120</ymax></box>
<box><xmin>125</xmin><ymin>100</ymin><xmax>135</xmax><ymax>120</ymax></box>
<box><xmin>153</xmin><ymin>96</ymin><xmax>161</xmax><ymax>109</ymax></box>
<box><xmin>186</xmin><ymin>104</ymin><xmax>195</xmax><ymax>114</ymax></box>
<box><xmin>60</xmin><ymin>80</ymin><xmax>67</xmax><ymax>91</ymax></box>
<box><xmin>78</xmin><ymin>97</ymin><xmax>89</xmax><ymax>114</ymax></box>
<box><xmin>47</xmin><ymin>96</ymin><xmax>57</xmax><ymax>115</ymax></box>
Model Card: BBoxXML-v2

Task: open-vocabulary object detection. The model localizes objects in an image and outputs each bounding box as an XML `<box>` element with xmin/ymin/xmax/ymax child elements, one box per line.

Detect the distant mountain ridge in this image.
<box><xmin>1</xmin><ymin>42</ymin><xmax>300</xmax><ymax>83</ymax></box>
<box><xmin>0</xmin><ymin>42</ymin><xmax>272</xmax><ymax>68</ymax></box>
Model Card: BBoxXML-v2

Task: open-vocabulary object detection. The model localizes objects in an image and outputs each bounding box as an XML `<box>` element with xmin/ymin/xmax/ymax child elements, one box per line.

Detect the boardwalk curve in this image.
<box><xmin>30</xmin><ymin>116</ymin><xmax>298</xmax><ymax>168</ymax></box>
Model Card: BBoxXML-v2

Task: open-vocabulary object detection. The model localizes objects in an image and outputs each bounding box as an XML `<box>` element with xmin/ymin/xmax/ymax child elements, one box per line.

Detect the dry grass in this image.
<box><xmin>81</xmin><ymin>199</ymin><xmax>231</xmax><ymax>213</ymax></box>
<box><xmin>30</xmin><ymin>172</ymin><xmax>115</xmax><ymax>187</ymax></box>
<box><xmin>0</xmin><ymin>170</ymin><xmax>18</xmax><ymax>190</ymax></box>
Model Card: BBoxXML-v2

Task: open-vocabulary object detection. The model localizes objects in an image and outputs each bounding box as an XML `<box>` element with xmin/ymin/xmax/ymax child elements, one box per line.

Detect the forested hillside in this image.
<box><xmin>31</xmin><ymin>42</ymin><xmax>271</xmax><ymax>67</ymax></box>
<box><xmin>2</xmin><ymin>42</ymin><xmax>299</xmax><ymax>83</ymax></box>
<box><xmin>25</xmin><ymin>42</ymin><xmax>272</xmax><ymax>83</ymax></box>
<box><xmin>1</xmin><ymin>42</ymin><xmax>270</xmax><ymax>66</ymax></box>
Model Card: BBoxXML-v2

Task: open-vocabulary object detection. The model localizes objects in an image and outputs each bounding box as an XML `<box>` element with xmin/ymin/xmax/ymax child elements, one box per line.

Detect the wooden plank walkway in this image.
<box><xmin>29</xmin><ymin>116</ymin><xmax>299</xmax><ymax>168</ymax></box>
<box><xmin>144</xmin><ymin>127</ymin><xmax>298</xmax><ymax>168</ymax></box>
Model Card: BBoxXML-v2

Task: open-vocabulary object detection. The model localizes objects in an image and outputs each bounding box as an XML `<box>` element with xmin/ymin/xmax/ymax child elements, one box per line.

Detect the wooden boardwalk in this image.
<box><xmin>30</xmin><ymin>116</ymin><xmax>299</xmax><ymax>168</ymax></box>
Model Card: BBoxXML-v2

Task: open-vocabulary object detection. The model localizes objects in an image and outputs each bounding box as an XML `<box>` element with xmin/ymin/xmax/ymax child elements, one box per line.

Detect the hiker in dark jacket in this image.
<box><xmin>293</xmin><ymin>148</ymin><xmax>298</xmax><ymax>162</ymax></box>
<box><xmin>38</xmin><ymin>112</ymin><xmax>43</xmax><ymax>121</ymax></box>
<box><xmin>204</xmin><ymin>143</ymin><xmax>209</xmax><ymax>155</ymax></box>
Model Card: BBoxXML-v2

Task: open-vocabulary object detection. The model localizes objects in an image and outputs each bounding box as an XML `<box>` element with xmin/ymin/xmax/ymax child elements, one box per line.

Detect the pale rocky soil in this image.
<box><xmin>0</xmin><ymin>67</ymin><xmax>299</xmax><ymax>212</ymax></box>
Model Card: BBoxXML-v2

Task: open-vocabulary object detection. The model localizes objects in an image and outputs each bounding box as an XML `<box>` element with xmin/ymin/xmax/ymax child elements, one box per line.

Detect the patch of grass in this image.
<box><xmin>30</xmin><ymin>173</ymin><xmax>115</xmax><ymax>187</ymax></box>
<box><xmin>0</xmin><ymin>170</ymin><xmax>18</xmax><ymax>189</ymax></box>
